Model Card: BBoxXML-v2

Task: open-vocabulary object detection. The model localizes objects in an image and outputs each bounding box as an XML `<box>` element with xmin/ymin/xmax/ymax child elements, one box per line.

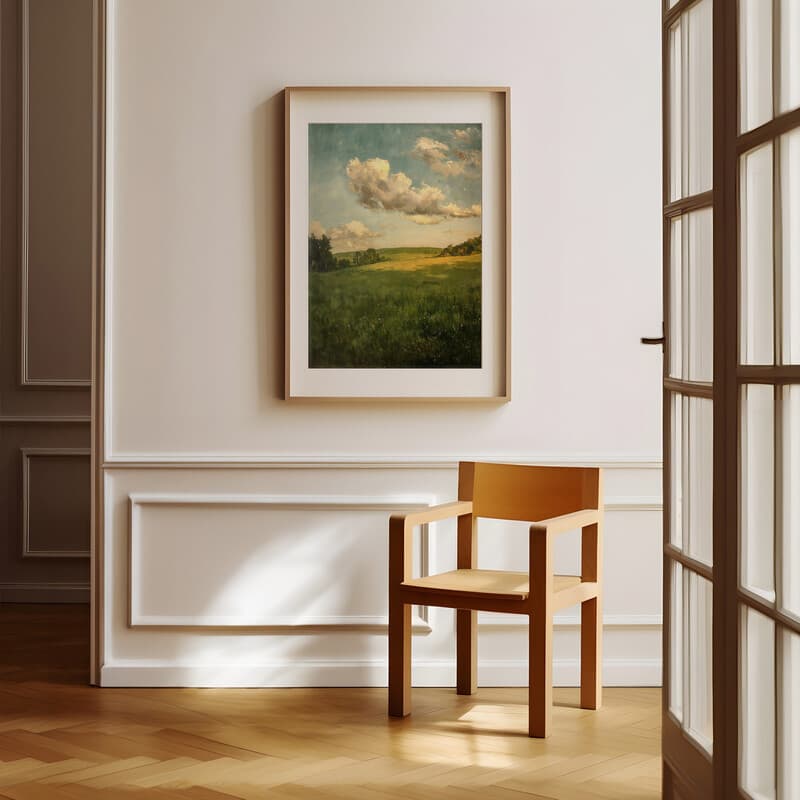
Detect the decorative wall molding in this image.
<box><xmin>128</xmin><ymin>493</ymin><xmax>435</xmax><ymax>631</ymax></box>
<box><xmin>22</xmin><ymin>447</ymin><xmax>91</xmax><ymax>557</ymax></box>
<box><xmin>480</xmin><ymin>613</ymin><xmax>663</xmax><ymax>628</ymax></box>
<box><xmin>104</xmin><ymin>455</ymin><xmax>663</xmax><ymax>470</ymax></box>
<box><xmin>0</xmin><ymin>582</ymin><xmax>89</xmax><ymax>603</ymax></box>
<box><xmin>604</xmin><ymin>497</ymin><xmax>662</xmax><ymax>511</ymax></box>
<box><xmin>100</xmin><ymin>657</ymin><xmax>662</xmax><ymax>688</ymax></box>
<box><xmin>0</xmin><ymin>415</ymin><xmax>91</xmax><ymax>424</ymax></box>
<box><xmin>19</xmin><ymin>0</ymin><xmax>91</xmax><ymax>388</ymax></box>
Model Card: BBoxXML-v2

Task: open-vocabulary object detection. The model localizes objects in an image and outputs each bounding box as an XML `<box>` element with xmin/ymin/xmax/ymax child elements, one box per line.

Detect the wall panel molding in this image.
<box><xmin>604</xmin><ymin>496</ymin><xmax>662</xmax><ymax>511</ymax></box>
<box><xmin>128</xmin><ymin>493</ymin><xmax>434</xmax><ymax>631</ymax></box>
<box><xmin>19</xmin><ymin>0</ymin><xmax>92</xmax><ymax>388</ymax></box>
<box><xmin>0</xmin><ymin>581</ymin><xmax>89</xmax><ymax>603</ymax></box>
<box><xmin>22</xmin><ymin>447</ymin><xmax>91</xmax><ymax>557</ymax></box>
<box><xmin>1</xmin><ymin>416</ymin><xmax>91</xmax><ymax>424</ymax></box>
<box><xmin>481</xmin><ymin>612</ymin><xmax>662</xmax><ymax>628</ymax></box>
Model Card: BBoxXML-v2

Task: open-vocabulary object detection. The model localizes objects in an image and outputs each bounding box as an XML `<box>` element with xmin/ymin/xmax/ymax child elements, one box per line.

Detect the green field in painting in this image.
<box><xmin>309</xmin><ymin>249</ymin><xmax>481</xmax><ymax>369</ymax></box>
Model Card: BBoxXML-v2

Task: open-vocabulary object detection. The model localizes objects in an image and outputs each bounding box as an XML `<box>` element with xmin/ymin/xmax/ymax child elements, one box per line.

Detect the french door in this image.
<box><xmin>662</xmin><ymin>0</ymin><xmax>800</xmax><ymax>797</ymax></box>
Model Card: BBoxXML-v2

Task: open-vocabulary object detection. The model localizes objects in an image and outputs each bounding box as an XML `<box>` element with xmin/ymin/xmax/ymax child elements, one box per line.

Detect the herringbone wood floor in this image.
<box><xmin>0</xmin><ymin>605</ymin><xmax>661</xmax><ymax>799</ymax></box>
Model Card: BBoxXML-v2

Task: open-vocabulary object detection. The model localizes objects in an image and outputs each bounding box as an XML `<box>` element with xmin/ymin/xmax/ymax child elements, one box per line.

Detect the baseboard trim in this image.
<box><xmin>0</xmin><ymin>582</ymin><xmax>90</xmax><ymax>603</ymax></box>
<box><xmin>101</xmin><ymin>658</ymin><xmax>662</xmax><ymax>688</ymax></box>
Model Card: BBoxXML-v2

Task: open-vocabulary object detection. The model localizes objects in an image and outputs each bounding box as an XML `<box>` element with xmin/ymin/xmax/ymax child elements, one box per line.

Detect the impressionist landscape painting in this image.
<box><xmin>308</xmin><ymin>123</ymin><xmax>482</xmax><ymax>368</ymax></box>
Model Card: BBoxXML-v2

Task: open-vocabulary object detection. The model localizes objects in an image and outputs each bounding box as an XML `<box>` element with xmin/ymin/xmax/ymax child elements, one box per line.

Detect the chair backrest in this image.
<box><xmin>457</xmin><ymin>461</ymin><xmax>601</xmax><ymax>522</ymax></box>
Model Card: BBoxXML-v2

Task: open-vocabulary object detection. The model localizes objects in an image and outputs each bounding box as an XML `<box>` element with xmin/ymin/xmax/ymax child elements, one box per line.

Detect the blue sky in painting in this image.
<box><xmin>309</xmin><ymin>123</ymin><xmax>482</xmax><ymax>252</ymax></box>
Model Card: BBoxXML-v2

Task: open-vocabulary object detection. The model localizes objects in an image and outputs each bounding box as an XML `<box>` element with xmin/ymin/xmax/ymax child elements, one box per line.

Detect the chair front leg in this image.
<box><xmin>529</xmin><ymin>526</ymin><xmax>553</xmax><ymax>738</ymax></box>
<box><xmin>528</xmin><ymin>605</ymin><xmax>553</xmax><ymax>738</ymax></box>
<box><xmin>388</xmin><ymin>515</ymin><xmax>412</xmax><ymax>717</ymax></box>
<box><xmin>580</xmin><ymin>518</ymin><xmax>603</xmax><ymax>710</ymax></box>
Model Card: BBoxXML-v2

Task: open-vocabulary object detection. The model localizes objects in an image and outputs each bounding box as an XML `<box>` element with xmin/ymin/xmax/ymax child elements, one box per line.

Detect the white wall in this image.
<box><xmin>102</xmin><ymin>0</ymin><xmax>663</xmax><ymax>687</ymax></box>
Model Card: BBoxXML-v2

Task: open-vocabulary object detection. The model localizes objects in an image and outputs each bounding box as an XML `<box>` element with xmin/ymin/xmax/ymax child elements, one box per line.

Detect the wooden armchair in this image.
<box><xmin>388</xmin><ymin>461</ymin><xmax>603</xmax><ymax>738</ymax></box>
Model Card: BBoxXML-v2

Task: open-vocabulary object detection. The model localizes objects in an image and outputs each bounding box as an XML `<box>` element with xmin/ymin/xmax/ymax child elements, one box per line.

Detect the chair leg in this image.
<box><xmin>456</xmin><ymin>609</ymin><xmax>477</xmax><ymax>695</ymax></box>
<box><xmin>580</xmin><ymin>596</ymin><xmax>602</xmax><ymax>710</ymax></box>
<box><xmin>388</xmin><ymin>599</ymin><xmax>411</xmax><ymax>717</ymax></box>
<box><xmin>528</xmin><ymin>609</ymin><xmax>552</xmax><ymax>737</ymax></box>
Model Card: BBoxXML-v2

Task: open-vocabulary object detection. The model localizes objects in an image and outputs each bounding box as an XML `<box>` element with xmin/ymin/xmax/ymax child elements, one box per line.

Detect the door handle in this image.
<box><xmin>641</xmin><ymin>322</ymin><xmax>665</xmax><ymax>348</ymax></box>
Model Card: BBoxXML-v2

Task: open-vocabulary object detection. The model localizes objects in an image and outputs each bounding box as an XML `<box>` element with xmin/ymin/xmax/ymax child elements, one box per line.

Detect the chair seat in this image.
<box><xmin>401</xmin><ymin>569</ymin><xmax>582</xmax><ymax>601</ymax></box>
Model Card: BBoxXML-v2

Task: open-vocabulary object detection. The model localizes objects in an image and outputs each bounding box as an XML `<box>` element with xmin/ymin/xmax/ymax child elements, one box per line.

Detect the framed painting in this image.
<box><xmin>285</xmin><ymin>86</ymin><xmax>510</xmax><ymax>400</ymax></box>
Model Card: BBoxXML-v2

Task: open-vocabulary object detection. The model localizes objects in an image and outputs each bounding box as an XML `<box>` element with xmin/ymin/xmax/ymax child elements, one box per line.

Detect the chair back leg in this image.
<box><xmin>580</xmin><ymin>596</ymin><xmax>603</xmax><ymax>710</ymax></box>
<box><xmin>456</xmin><ymin>609</ymin><xmax>477</xmax><ymax>695</ymax></box>
<box><xmin>388</xmin><ymin>599</ymin><xmax>411</xmax><ymax>717</ymax></box>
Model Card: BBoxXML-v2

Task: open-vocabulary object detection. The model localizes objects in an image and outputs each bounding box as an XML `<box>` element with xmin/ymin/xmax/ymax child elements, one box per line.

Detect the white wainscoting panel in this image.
<box><xmin>101</xmin><ymin>464</ymin><xmax>662</xmax><ymax>688</ymax></box>
<box><xmin>128</xmin><ymin>493</ymin><xmax>433</xmax><ymax>631</ymax></box>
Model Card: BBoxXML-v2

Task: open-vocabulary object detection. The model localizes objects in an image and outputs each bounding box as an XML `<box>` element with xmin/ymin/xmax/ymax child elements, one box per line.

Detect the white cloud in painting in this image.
<box><xmin>453</xmin><ymin>126</ymin><xmax>479</xmax><ymax>142</ymax></box>
<box><xmin>328</xmin><ymin>219</ymin><xmax>381</xmax><ymax>249</ymax></box>
<box><xmin>412</xmin><ymin>137</ymin><xmax>466</xmax><ymax>176</ymax></box>
<box><xmin>346</xmin><ymin>157</ymin><xmax>481</xmax><ymax>224</ymax></box>
<box><xmin>310</xmin><ymin>219</ymin><xmax>382</xmax><ymax>250</ymax></box>
<box><xmin>412</xmin><ymin>136</ymin><xmax>481</xmax><ymax>177</ymax></box>
<box><xmin>442</xmin><ymin>202</ymin><xmax>482</xmax><ymax>218</ymax></box>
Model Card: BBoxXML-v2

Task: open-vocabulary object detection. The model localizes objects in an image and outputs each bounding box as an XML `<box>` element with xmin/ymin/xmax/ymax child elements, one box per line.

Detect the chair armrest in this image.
<box><xmin>389</xmin><ymin>501</ymin><xmax>473</xmax><ymax>585</ymax></box>
<box><xmin>529</xmin><ymin>508</ymin><xmax>601</xmax><ymax>538</ymax></box>
<box><xmin>390</xmin><ymin>501</ymin><xmax>473</xmax><ymax>532</ymax></box>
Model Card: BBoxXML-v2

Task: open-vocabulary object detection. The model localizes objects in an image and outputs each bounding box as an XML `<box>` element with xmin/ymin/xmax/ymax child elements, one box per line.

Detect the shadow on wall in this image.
<box><xmin>138</xmin><ymin>508</ymin><xmax>422</xmax><ymax>686</ymax></box>
<box><xmin>251</xmin><ymin>92</ymin><xmax>285</xmax><ymax>405</ymax></box>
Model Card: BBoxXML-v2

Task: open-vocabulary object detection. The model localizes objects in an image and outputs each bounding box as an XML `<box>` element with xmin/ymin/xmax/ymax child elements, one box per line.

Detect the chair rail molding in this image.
<box><xmin>0</xmin><ymin>415</ymin><xmax>91</xmax><ymax>423</ymax></box>
<box><xmin>103</xmin><ymin>454</ymin><xmax>663</xmax><ymax>470</ymax></box>
<box><xmin>0</xmin><ymin>581</ymin><xmax>89</xmax><ymax>603</ymax></box>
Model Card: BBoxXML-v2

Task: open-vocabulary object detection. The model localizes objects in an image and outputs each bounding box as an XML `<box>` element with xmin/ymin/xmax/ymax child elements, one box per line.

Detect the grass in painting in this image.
<box><xmin>309</xmin><ymin>248</ymin><xmax>481</xmax><ymax>369</ymax></box>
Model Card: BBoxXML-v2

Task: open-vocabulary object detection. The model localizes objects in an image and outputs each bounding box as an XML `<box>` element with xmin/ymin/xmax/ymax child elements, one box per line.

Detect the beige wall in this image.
<box><xmin>100</xmin><ymin>0</ymin><xmax>665</xmax><ymax>687</ymax></box>
<box><xmin>0</xmin><ymin>0</ymin><xmax>93</xmax><ymax>602</ymax></box>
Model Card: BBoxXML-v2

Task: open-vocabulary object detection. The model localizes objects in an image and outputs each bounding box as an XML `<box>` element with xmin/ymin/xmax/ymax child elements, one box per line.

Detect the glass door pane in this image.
<box><xmin>687</xmin><ymin>398</ymin><xmax>713</xmax><ymax>565</ymax></box>
<box><xmin>741</xmin><ymin>606</ymin><xmax>776</xmax><ymax>800</ymax></box>
<box><xmin>669</xmin><ymin>0</ymin><xmax>713</xmax><ymax>201</ymax></box>
<box><xmin>671</xmin><ymin>394</ymin><xmax>713</xmax><ymax>566</ymax></box>
<box><xmin>740</xmin><ymin>0</ymin><xmax>773</xmax><ymax>132</ymax></box>
<box><xmin>670</xmin><ymin>560</ymin><xmax>684</xmax><ymax>721</ymax></box>
<box><xmin>668</xmin><ymin>561</ymin><xmax>714</xmax><ymax>753</ymax></box>
<box><xmin>687</xmin><ymin>572</ymin><xmax>713</xmax><ymax>751</ymax></box>
<box><xmin>779</xmin><ymin>628</ymin><xmax>800</xmax><ymax>799</ymax></box>
<box><xmin>778</xmin><ymin>0</ymin><xmax>800</xmax><ymax>115</ymax></box>
<box><xmin>783</xmin><ymin>385</ymin><xmax>800</xmax><ymax>619</ymax></box>
<box><xmin>781</xmin><ymin>129</ymin><xmax>800</xmax><ymax>364</ymax></box>
<box><xmin>669</xmin><ymin>210</ymin><xmax>713</xmax><ymax>381</ymax></box>
<box><xmin>671</xmin><ymin>394</ymin><xmax>684</xmax><ymax>549</ymax></box>
<box><xmin>741</xmin><ymin>384</ymin><xmax>776</xmax><ymax>602</ymax></box>
<box><xmin>740</xmin><ymin>143</ymin><xmax>775</xmax><ymax>365</ymax></box>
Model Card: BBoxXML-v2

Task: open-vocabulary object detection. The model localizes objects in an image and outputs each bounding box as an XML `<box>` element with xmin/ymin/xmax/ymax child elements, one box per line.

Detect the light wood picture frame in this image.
<box><xmin>285</xmin><ymin>86</ymin><xmax>510</xmax><ymax>401</ymax></box>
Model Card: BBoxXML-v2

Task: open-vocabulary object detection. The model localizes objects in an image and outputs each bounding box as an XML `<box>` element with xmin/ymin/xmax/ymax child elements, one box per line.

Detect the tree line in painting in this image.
<box><xmin>308</xmin><ymin>234</ymin><xmax>386</xmax><ymax>273</ymax></box>
<box><xmin>309</xmin><ymin>233</ymin><xmax>482</xmax><ymax>273</ymax></box>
